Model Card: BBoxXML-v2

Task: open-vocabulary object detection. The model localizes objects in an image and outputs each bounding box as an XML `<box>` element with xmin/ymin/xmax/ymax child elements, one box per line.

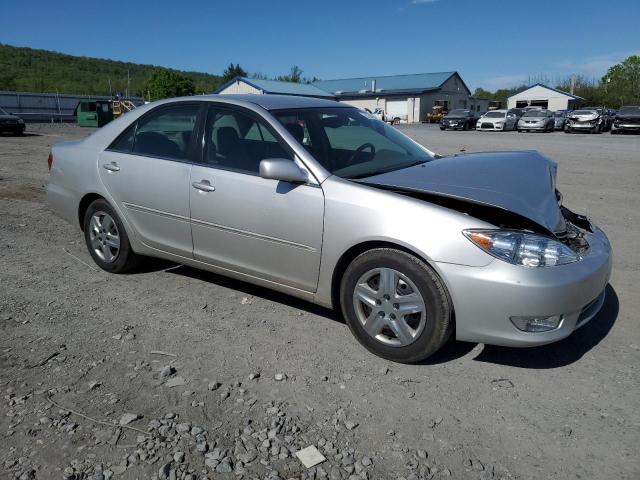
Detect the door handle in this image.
<box><xmin>192</xmin><ymin>180</ymin><xmax>215</xmax><ymax>192</ymax></box>
<box><xmin>103</xmin><ymin>162</ymin><xmax>120</xmax><ymax>172</ymax></box>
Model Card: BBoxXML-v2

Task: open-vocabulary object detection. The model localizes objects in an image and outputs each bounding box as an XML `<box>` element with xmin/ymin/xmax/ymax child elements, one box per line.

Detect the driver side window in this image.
<box><xmin>201</xmin><ymin>107</ymin><xmax>293</xmax><ymax>175</ymax></box>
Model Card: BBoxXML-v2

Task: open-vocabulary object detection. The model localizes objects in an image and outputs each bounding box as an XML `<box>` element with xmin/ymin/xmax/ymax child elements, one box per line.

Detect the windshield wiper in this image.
<box><xmin>345</xmin><ymin>159</ymin><xmax>429</xmax><ymax>180</ymax></box>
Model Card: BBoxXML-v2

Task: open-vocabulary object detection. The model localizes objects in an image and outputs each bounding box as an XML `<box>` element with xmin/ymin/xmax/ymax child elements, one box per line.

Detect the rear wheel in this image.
<box><xmin>340</xmin><ymin>248</ymin><xmax>453</xmax><ymax>363</ymax></box>
<box><xmin>83</xmin><ymin>199</ymin><xmax>141</xmax><ymax>273</ymax></box>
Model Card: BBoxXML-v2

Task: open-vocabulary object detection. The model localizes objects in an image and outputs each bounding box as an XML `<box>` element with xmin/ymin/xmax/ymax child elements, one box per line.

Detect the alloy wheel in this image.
<box><xmin>88</xmin><ymin>211</ymin><xmax>120</xmax><ymax>263</ymax></box>
<box><xmin>352</xmin><ymin>268</ymin><xmax>426</xmax><ymax>347</ymax></box>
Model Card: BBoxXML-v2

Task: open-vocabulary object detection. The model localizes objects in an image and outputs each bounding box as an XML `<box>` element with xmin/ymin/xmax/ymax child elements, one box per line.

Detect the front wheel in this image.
<box><xmin>83</xmin><ymin>199</ymin><xmax>141</xmax><ymax>273</ymax></box>
<box><xmin>340</xmin><ymin>248</ymin><xmax>453</xmax><ymax>363</ymax></box>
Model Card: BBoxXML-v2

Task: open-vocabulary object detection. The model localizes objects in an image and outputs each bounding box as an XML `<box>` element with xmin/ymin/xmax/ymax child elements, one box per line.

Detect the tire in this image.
<box><xmin>565</xmin><ymin>128</ymin><xmax>571</xmax><ymax>133</ymax></box>
<box><xmin>340</xmin><ymin>248</ymin><xmax>453</xmax><ymax>363</ymax></box>
<box><xmin>83</xmin><ymin>198</ymin><xmax>141</xmax><ymax>273</ymax></box>
<box><xmin>462</xmin><ymin>122</ymin><xmax>469</xmax><ymax>131</ymax></box>
<box><xmin>439</xmin><ymin>126</ymin><xmax>445</xmax><ymax>131</ymax></box>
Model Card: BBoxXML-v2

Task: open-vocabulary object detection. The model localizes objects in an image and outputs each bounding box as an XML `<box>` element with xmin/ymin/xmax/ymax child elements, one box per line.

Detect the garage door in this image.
<box><xmin>386</xmin><ymin>99</ymin><xmax>408</xmax><ymax>120</ymax></box>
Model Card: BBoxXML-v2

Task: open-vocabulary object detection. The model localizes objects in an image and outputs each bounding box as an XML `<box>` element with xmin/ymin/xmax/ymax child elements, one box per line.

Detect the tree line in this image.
<box><xmin>2</xmin><ymin>43</ymin><xmax>637</xmax><ymax>107</ymax></box>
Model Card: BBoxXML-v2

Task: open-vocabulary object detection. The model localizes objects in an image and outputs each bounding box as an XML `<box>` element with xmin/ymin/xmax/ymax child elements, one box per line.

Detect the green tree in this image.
<box><xmin>277</xmin><ymin>66</ymin><xmax>303</xmax><ymax>83</ymax></box>
<box><xmin>221</xmin><ymin>63</ymin><xmax>247</xmax><ymax>83</ymax></box>
<box><xmin>0</xmin><ymin>73</ymin><xmax>17</xmax><ymax>91</ymax></box>
<box><xmin>145</xmin><ymin>68</ymin><xmax>195</xmax><ymax>101</ymax></box>
<box><xmin>601</xmin><ymin>55</ymin><xmax>640</xmax><ymax>107</ymax></box>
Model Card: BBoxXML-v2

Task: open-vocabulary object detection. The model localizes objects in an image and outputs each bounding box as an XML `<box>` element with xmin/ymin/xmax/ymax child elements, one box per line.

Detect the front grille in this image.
<box><xmin>481</xmin><ymin>122</ymin><xmax>493</xmax><ymax>128</ymax></box>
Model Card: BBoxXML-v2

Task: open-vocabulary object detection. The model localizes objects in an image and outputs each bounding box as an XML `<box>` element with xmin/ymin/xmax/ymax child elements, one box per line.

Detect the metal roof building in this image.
<box><xmin>507</xmin><ymin>84</ymin><xmax>584</xmax><ymax>111</ymax></box>
<box><xmin>215</xmin><ymin>72</ymin><xmax>486</xmax><ymax>123</ymax></box>
<box><xmin>215</xmin><ymin>77</ymin><xmax>334</xmax><ymax>98</ymax></box>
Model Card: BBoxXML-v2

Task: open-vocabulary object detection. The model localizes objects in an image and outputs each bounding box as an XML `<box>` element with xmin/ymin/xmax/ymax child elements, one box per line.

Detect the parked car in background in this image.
<box><xmin>476</xmin><ymin>109</ymin><xmax>518</xmax><ymax>131</ymax></box>
<box><xmin>46</xmin><ymin>94</ymin><xmax>612</xmax><ymax>363</ymax></box>
<box><xmin>565</xmin><ymin>109</ymin><xmax>607</xmax><ymax>134</ymax></box>
<box><xmin>611</xmin><ymin>105</ymin><xmax>640</xmax><ymax>134</ymax></box>
<box><xmin>440</xmin><ymin>109</ymin><xmax>478</xmax><ymax>131</ymax></box>
<box><xmin>582</xmin><ymin>107</ymin><xmax>611</xmax><ymax>131</ymax></box>
<box><xmin>509</xmin><ymin>108</ymin><xmax>526</xmax><ymax>120</ymax></box>
<box><xmin>0</xmin><ymin>107</ymin><xmax>26</xmax><ymax>136</ymax></box>
<box><xmin>517</xmin><ymin>110</ymin><xmax>555</xmax><ymax>132</ymax></box>
<box><xmin>553</xmin><ymin>111</ymin><xmax>568</xmax><ymax>130</ymax></box>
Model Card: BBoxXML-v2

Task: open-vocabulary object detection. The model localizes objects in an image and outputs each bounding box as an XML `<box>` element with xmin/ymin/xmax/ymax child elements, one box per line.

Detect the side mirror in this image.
<box><xmin>259</xmin><ymin>158</ymin><xmax>309</xmax><ymax>183</ymax></box>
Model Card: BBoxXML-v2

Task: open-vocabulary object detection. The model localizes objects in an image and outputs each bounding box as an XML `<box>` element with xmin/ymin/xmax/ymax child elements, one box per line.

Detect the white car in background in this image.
<box><xmin>476</xmin><ymin>109</ymin><xmax>518</xmax><ymax>131</ymax></box>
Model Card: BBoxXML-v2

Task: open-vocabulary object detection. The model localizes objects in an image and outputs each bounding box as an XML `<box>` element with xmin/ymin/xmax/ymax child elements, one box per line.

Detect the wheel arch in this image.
<box><xmin>78</xmin><ymin>192</ymin><xmax>106</xmax><ymax>231</ymax></box>
<box><xmin>330</xmin><ymin>240</ymin><xmax>454</xmax><ymax>319</ymax></box>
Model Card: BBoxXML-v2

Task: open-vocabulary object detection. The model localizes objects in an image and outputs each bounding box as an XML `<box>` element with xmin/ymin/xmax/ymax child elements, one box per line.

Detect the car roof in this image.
<box><xmin>198</xmin><ymin>94</ymin><xmax>346</xmax><ymax>111</ymax></box>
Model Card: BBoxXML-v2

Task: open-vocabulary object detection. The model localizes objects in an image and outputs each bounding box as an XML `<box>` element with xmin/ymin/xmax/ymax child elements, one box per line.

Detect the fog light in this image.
<box><xmin>510</xmin><ymin>315</ymin><xmax>563</xmax><ymax>332</ymax></box>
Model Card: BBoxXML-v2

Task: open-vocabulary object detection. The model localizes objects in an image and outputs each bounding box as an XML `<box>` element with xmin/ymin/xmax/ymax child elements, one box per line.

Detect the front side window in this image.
<box><xmin>201</xmin><ymin>107</ymin><xmax>292</xmax><ymax>174</ymax></box>
<box><xmin>273</xmin><ymin>107</ymin><xmax>432</xmax><ymax>179</ymax></box>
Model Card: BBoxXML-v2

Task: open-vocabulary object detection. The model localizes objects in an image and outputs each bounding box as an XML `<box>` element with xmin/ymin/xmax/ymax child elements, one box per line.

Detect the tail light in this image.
<box><xmin>47</xmin><ymin>152</ymin><xmax>53</xmax><ymax>171</ymax></box>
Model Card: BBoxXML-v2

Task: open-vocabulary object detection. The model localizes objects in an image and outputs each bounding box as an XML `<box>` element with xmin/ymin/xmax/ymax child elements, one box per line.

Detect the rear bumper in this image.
<box><xmin>46</xmin><ymin>181</ymin><xmax>79</xmax><ymax>226</ymax></box>
<box><xmin>437</xmin><ymin>226</ymin><xmax>612</xmax><ymax>347</ymax></box>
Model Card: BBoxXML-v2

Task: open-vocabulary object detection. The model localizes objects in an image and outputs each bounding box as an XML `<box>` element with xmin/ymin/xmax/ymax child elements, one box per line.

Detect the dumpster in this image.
<box><xmin>75</xmin><ymin>100</ymin><xmax>114</xmax><ymax>127</ymax></box>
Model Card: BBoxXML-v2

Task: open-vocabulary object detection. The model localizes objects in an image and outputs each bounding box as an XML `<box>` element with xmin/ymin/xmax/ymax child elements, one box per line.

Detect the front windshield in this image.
<box><xmin>554</xmin><ymin>111</ymin><xmax>565</xmax><ymax>117</ymax></box>
<box><xmin>273</xmin><ymin>107</ymin><xmax>432</xmax><ymax>179</ymax></box>
<box><xmin>484</xmin><ymin>111</ymin><xmax>505</xmax><ymax>118</ymax></box>
<box><xmin>572</xmin><ymin>110</ymin><xmax>597</xmax><ymax>115</ymax></box>
<box><xmin>524</xmin><ymin>110</ymin><xmax>547</xmax><ymax>117</ymax></box>
<box><xmin>618</xmin><ymin>106</ymin><xmax>640</xmax><ymax>115</ymax></box>
<box><xmin>447</xmin><ymin>109</ymin><xmax>470</xmax><ymax>116</ymax></box>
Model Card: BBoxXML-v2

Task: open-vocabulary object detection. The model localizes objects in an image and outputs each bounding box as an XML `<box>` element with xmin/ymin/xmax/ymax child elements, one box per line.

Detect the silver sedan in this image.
<box><xmin>46</xmin><ymin>95</ymin><xmax>612</xmax><ymax>363</ymax></box>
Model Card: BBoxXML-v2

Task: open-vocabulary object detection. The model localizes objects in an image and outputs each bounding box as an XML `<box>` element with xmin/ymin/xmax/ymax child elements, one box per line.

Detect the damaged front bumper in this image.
<box><xmin>435</xmin><ymin>225</ymin><xmax>612</xmax><ymax>347</ymax></box>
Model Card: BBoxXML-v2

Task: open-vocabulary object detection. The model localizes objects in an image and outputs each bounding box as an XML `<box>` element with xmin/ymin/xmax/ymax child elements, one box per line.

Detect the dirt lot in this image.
<box><xmin>1</xmin><ymin>123</ymin><xmax>639</xmax><ymax>480</ymax></box>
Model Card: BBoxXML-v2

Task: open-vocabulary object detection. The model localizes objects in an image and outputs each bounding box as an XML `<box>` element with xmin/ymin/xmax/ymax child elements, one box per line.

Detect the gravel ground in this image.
<box><xmin>1</xmin><ymin>122</ymin><xmax>639</xmax><ymax>480</ymax></box>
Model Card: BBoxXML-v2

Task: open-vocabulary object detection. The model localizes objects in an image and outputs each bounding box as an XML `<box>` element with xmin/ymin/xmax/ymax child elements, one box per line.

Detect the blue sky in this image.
<box><xmin>3</xmin><ymin>0</ymin><xmax>639</xmax><ymax>91</ymax></box>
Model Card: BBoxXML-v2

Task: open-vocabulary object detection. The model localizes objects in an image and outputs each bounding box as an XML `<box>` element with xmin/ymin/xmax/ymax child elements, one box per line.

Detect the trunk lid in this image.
<box><xmin>359</xmin><ymin>150</ymin><xmax>565</xmax><ymax>234</ymax></box>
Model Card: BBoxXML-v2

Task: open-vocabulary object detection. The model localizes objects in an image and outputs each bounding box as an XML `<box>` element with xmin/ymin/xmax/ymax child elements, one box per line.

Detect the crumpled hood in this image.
<box><xmin>360</xmin><ymin>150</ymin><xmax>566</xmax><ymax>234</ymax></box>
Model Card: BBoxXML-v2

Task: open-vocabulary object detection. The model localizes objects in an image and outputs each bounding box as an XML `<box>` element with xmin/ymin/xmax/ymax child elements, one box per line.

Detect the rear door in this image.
<box><xmin>99</xmin><ymin>102</ymin><xmax>202</xmax><ymax>256</ymax></box>
<box><xmin>189</xmin><ymin>104</ymin><xmax>324</xmax><ymax>291</ymax></box>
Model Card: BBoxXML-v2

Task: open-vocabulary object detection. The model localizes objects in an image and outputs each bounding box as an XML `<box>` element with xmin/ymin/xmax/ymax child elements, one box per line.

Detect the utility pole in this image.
<box><xmin>570</xmin><ymin>74</ymin><xmax>576</xmax><ymax>95</ymax></box>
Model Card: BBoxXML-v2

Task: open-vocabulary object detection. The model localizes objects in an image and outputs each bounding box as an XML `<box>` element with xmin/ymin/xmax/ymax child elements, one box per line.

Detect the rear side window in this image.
<box><xmin>134</xmin><ymin>105</ymin><xmax>199</xmax><ymax>160</ymax></box>
<box><xmin>107</xmin><ymin>104</ymin><xmax>199</xmax><ymax>160</ymax></box>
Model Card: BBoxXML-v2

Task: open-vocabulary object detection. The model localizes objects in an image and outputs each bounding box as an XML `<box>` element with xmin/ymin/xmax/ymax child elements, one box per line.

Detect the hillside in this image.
<box><xmin>0</xmin><ymin>44</ymin><xmax>223</xmax><ymax>96</ymax></box>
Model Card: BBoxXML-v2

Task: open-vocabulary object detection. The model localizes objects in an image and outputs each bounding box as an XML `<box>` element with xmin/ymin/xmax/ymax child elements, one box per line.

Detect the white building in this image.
<box><xmin>507</xmin><ymin>84</ymin><xmax>583</xmax><ymax>111</ymax></box>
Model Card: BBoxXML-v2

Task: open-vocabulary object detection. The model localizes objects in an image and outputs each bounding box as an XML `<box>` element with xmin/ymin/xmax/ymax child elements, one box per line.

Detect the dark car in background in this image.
<box><xmin>0</xmin><ymin>107</ymin><xmax>26</xmax><ymax>136</ymax></box>
<box><xmin>440</xmin><ymin>109</ymin><xmax>478</xmax><ymax>131</ymax></box>
<box><xmin>611</xmin><ymin>106</ymin><xmax>640</xmax><ymax>134</ymax></box>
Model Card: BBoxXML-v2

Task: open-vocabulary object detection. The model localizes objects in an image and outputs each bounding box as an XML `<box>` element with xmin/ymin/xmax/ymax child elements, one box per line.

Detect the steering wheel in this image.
<box><xmin>346</xmin><ymin>143</ymin><xmax>376</xmax><ymax>166</ymax></box>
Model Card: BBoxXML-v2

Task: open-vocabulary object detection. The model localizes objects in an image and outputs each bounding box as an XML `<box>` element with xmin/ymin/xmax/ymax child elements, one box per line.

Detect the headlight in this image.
<box><xmin>463</xmin><ymin>229</ymin><xmax>582</xmax><ymax>267</ymax></box>
<box><xmin>495</xmin><ymin>121</ymin><xmax>504</xmax><ymax>125</ymax></box>
<box><xmin>18</xmin><ymin>119</ymin><xmax>24</xmax><ymax>124</ymax></box>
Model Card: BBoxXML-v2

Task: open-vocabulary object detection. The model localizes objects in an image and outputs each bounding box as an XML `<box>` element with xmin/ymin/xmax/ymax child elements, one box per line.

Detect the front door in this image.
<box><xmin>98</xmin><ymin>103</ymin><xmax>201</xmax><ymax>256</ymax></box>
<box><xmin>189</xmin><ymin>105</ymin><xmax>324</xmax><ymax>292</ymax></box>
